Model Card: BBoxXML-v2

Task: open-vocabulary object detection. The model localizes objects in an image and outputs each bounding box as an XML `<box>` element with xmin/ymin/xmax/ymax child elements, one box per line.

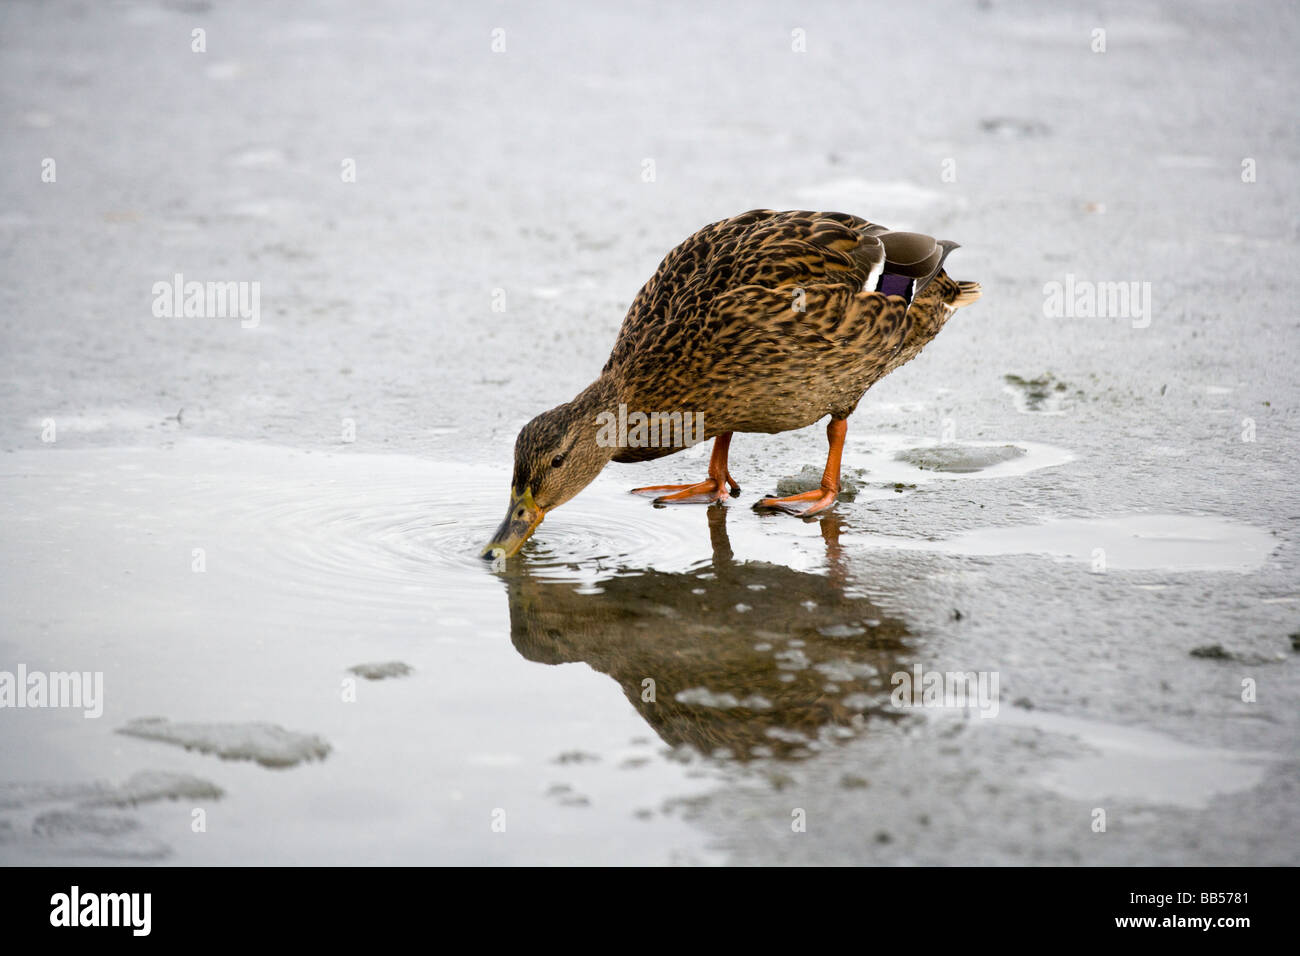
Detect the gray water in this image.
<box><xmin>1</xmin><ymin>0</ymin><xmax>1297</xmax><ymax>865</ymax></box>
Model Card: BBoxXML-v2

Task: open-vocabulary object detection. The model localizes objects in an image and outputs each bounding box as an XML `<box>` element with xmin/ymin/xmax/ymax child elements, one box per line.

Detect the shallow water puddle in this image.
<box><xmin>1</xmin><ymin>439</ymin><xmax>749</xmax><ymax>863</ymax></box>
<box><xmin>844</xmin><ymin>514</ymin><xmax>1273</xmax><ymax>572</ymax></box>
<box><xmin>996</xmin><ymin>709</ymin><xmax>1274</xmax><ymax>810</ymax></box>
<box><xmin>0</xmin><ymin>438</ymin><xmax>940</xmax><ymax>863</ymax></box>
<box><xmin>2</xmin><ymin>438</ymin><xmax>1277</xmax><ymax>862</ymax></box>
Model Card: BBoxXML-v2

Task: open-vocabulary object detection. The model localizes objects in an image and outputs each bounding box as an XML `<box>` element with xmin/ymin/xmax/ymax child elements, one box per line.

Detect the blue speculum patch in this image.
<box><xmin>876</xmin><ymin>272</ymin><xmax>914</xmax><ymax>301</ymax></box>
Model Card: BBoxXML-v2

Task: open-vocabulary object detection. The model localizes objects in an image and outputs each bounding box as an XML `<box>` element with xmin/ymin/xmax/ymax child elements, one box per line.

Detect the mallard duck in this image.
<box><xmin>483</xmin><ymin>208</ymin><xmax>981</xmax><ymax>558</ymax></box>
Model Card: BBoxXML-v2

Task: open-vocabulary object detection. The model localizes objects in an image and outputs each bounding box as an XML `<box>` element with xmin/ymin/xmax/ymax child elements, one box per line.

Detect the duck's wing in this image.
<box><xmin>613</xmin><ymin>208</ymin><xmax>779</xmax><ymax>352</ymax></box>
<box><xmin>609</xmin><ymin>209</ymin><xmax>915</xmax><ymax>386</ymax></box>
<box><xmin>682</xmin><ymin>283</ymin><xmax>911</xmax><ymax>420</ymax></box>
<box><xmin>606</xmin><ymin>210</ymin><xmax>889</xmax><ymax>371</ymax></box>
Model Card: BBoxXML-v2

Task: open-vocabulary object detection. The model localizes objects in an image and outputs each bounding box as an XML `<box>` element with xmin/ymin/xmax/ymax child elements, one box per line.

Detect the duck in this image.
<box><xmin>483</xmin><ymin>208</ymin><xmax>981</xmax><ymax>559</ymax></box>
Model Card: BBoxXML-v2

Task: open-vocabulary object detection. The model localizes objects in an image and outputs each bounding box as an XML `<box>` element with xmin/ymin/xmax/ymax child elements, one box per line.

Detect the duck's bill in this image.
<box><xmin>481</xmin><ymin>488</ymin><xmax>545</xmax><ymax>560</ymax></box>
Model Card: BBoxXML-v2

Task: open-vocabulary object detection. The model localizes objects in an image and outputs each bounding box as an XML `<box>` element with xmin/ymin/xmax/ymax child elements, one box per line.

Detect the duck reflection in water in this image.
<box><xmin>500</xmin><ymin>507</ymin><xmax>911</xmax><ymax>761</ymax></box>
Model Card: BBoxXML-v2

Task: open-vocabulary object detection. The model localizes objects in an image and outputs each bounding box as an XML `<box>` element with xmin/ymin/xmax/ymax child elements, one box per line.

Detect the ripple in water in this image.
<box><xmin>176</xmin><ymin>441</ymin><xmax>717</xmax><ymax>609</ymax></box>
<box><xmin>21</xmin><ymin>437</ymin><xmax>1094</xmax><ymax>619</ymax></box>
<box><xmin>253</xmin><ymin>474</ymin><xmax>707</xmax><ymax>587</ymax></box>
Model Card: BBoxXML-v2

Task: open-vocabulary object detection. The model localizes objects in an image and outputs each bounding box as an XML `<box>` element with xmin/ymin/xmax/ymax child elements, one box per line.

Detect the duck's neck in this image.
<box><xmin>561</xmin><ymin>374</ymin><xmax>622</xmax><ymax>468</ymax></box>
<box><xmin>569</xmin><ymin>374</ymin><xmax>621</xmax><ymax>421</ymax></box>
<box><xmin>886</xmin><ymin>292</ymin><xmax>953</xmax><ymax>374</ymax></box>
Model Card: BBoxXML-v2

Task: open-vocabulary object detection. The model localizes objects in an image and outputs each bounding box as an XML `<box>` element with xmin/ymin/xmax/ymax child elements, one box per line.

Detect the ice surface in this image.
<box><xmin>845</xmin><ymin>514</ymin><xmax>1274</xmax><ymax>572</ymax></box>
<box><xmin>1</xmin><ymin>0</ymin><xmax>1296</xmax><ymax>866</ymax></box>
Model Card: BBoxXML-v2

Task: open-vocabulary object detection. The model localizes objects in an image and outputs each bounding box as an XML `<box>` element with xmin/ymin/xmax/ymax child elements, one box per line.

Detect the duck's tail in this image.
<box><xmin>953</xmin><ymin>280</ymin><xmax>982</xmax><ymax>307</ymax></box>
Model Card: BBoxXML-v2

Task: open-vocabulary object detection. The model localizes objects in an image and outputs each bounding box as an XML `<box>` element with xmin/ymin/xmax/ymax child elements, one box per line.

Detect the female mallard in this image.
<box><xmin>484</xmin><ymin>208</ymin><xmax>980</xmax><ymax>559</ymax></box>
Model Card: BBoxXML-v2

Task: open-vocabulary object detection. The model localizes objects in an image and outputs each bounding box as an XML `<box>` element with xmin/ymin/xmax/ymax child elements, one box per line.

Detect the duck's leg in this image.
<box><xmin>631</xmin><ymin>432</ymin><xmax>740</xmax><ymax>504</ymax></box>
<box><xmin>756</xmin><ymin>417</ymin><xmax>847</xmax><ymax>517</ymax></box>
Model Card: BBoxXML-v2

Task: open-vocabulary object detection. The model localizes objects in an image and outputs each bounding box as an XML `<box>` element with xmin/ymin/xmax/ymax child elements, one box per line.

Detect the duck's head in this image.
<box><xmin>482</xmin><ymin>389</ymin><xmax>615</xmax><ymax>560</ymax></box>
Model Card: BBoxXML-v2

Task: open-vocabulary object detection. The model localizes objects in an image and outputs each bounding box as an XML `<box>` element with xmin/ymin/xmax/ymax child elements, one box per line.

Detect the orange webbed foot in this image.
<box><xmin>630</xmin><ymin>435</ymin><xmax>739</xmax><ymax>505</ymax></box>
<box><xmin>631</xmin><ymin>473</ymin><xmax>739</xmax><ymax>505</ymax></box>
<box><xmin>756</xmin><ymin>417</ymin><xmax>847</xmax><ymax>518</ymax></box>
<box><xmin>754</xmin><ymin>487</ymin><xmax>839</xmax><ymax>517</ymax></box>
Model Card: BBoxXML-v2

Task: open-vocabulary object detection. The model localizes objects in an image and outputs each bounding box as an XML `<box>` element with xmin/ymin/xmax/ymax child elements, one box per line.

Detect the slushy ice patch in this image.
<box><xmin>31</xmin><ymin>810</ymin><xmax>171</xmax><ymax>860</ymax></box>
<box><xmin>82</xmin><ymin>771</ymin><xmax>224</xmax><ymax>807</ymax></box>
<box><xmin>347</xmin><ymin>661</ymin><xmax>414</xmax><ymax>680</ymax></box>
<box><xmin>894</xmin><ymin>444</ymin><xmax>1027</xmax><ymax>473</ymax></box>
<box><xmin>117</xmin><ymin>717</ymin><xmax>331</xmax><ymax>768</ymax></box>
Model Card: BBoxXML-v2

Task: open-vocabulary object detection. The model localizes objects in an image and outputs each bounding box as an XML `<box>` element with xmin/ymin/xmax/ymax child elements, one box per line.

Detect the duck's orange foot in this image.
<box><xmin>631</xmin><ymin>472</ymin><xmax>740</xmax><ymax>505</ymax></box>
<box><xmin>754</xmin><ymin>488</ymin><xmax>838</xmax><ymax>517</ymax></box>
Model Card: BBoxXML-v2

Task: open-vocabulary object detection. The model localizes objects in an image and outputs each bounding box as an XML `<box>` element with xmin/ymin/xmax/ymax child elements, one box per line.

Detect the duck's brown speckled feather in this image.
<box><xmin>605</xmin><ymin>209</ymin><xmax>933</xmax><ymax>461</ymax></box>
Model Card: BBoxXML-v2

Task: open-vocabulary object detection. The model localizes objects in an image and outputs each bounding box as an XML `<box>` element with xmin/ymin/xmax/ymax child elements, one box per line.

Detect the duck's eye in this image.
<box><xmin>551</xmin><ymin>454</ymin><xmax>566</xmax><ymax>469</ymax></box>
